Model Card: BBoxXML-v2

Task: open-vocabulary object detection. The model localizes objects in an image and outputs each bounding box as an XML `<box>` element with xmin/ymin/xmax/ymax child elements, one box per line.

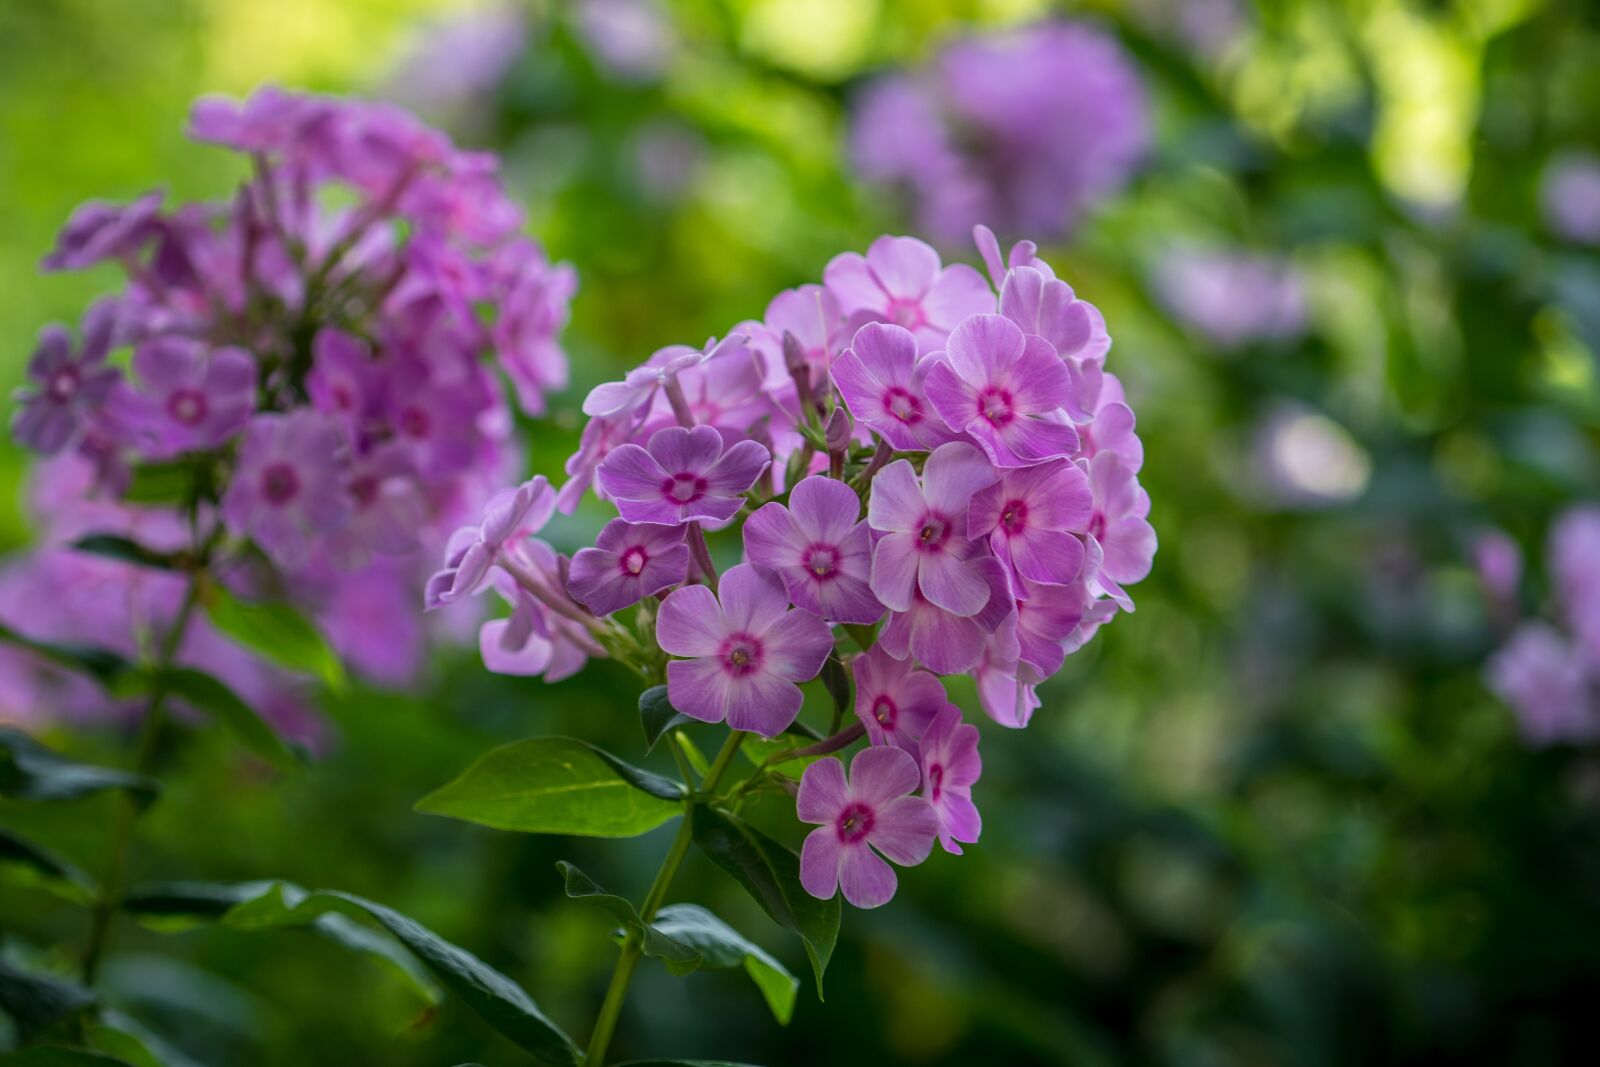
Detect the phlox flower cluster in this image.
<box><xmin>5</xmin><ymin>88</ymin><xmax>575</xmax><ymax>713</ymax></box>
<box><xmin>849</xmin><ymin>21</ymin><xmax>1150</xmax><ymax>247</ymax></box>
<box><xmin>438</xmin><ymin>226</ymin><xmax>1156</xmax><ymax>909</ymax></box>
<box><xmin>1484</xmin><ymin>509</ymin><xmax>1600</xmax><ymax>746</ymax></box>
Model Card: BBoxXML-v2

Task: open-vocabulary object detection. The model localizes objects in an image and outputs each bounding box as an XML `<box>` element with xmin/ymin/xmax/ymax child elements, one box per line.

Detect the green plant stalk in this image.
<box><xmin>583</xmin><ymin>728</ymin><xmax>746</xmax><ymax>1067</ymax></box>
<box><xmin>80</xmin><ymin>571</ymin><xmax>204</xmax><ymax>984</ymax></box>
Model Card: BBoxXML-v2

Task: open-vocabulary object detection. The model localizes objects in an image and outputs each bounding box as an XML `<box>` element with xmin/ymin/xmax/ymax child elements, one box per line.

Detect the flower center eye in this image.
<box><xmin>620</xmin><ymin>546</ymin><xmax>649</xmax><ymax>576</ymax></box>
<box><xmin>332</xmin><ymin>385</ymin><xmax>355</xmax><ymax>411</ymax></box>
<box><xmin>166</xmin><ymin>388</ymin><xmax>209</xmax><ymax>426</ymax></box>
<box><xmin>48</xmin><ymin>368</ymin><xmax>80</xmax><ymax>401</ymax></box>
<box><xmin>835</xmin><ymin>801</ymin><xmax>876</xmax><ymax>844</ymax></box>
<box><xmin>398</xmin><ymin>407</ymin><xmax>430</xmax><ymax>438</ymax></box>
<box><xmin>1000</xmin><ymin>499</ymin><xmax>1028</xmax><ymax>535</ymax></box>
<box><xmin>882</xmin><ymin>387</ymin><xmax>922</xmax><ymax>425</ymax></box>
<box><xmin>349</xmin><ymin>474</ymin><xmax>378</xmax><ymax>507</ymax></box>
<box><xmin>928</xmin><ymin>763</ymin><xmax>944</xmax><ymax>802</ymax></box>
<box><xmin>872</xmin><ymin>695</ymin><xmax>896</xmax><ymax>728</ymax></box>
<box><xmin>886</xmin><ymin>298</ymin><xmax>926</xmax><ymax>332</ymax></box>
<box><xmin>720</xmin><ymin>633</ymin><xmax>763</xmax><ymax>676</ymax></box>
<box><xmin>662</xmin><ymin>472</ymin><xmax>708</xmax><ymax>504</ymax></box>
<box><xmin>802</xmin><ymin>544</ymin><xmax>839</xmax><ymax>580</ymax></box>
<box><xmin>916</xmin><ymin>514</ymin><xmax>950</xmax><ymax>551</ymax></box>
<box><xmin>1087</xmin><ymin>511</ymin><xmax>1106</xmax><ymax>542</ymax></box>
<box><xmin>261</xmin><ymin>462</ymin><xmax>300</xmax><ymax>505</ymax></box>
<box><xmin>979</xmin><ymin>387</ymin><xmax>1015</xmax><ymax>427</ymax></box>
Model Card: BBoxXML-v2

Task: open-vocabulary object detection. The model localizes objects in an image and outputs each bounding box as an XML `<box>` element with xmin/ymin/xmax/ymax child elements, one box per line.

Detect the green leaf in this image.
<box><xmin>652</xmin><ymin>904</ymin><xmax>798</xmax><ymax>1024</ymax></box>
<box><xmin>121</xmin><ymin>460</ymin><xmax>195</xmax><ymax>506</ymax></box>
<box><xmin>555</xmin><ymin>861</ymin><xmax>700</xmax><ymax>974</ymax></box>
<box><xmin>0</xmin><ymin>959</ymin><xmax>96</xmax><ymax>1043</ymax></box>
<box><xmin>160</xmin><ymin>667</ymin><xmax>300</xmax><ymax>771</ymax></box>
<box><xmin>638</xmin><ymin>686</ymin><xmax>691</xmax><ymax>753</ymax></box>
<box><xmin>122</xmin><ymin>880</ymin><xmax>437</xmax><ymax>1003</ymax></box>
<box><xmin>86</xmin><ymin>1010</ymin><xmax>202</xmax><ymax>1067</ymax></box>
<box><xmin>0</xmin><ymin>624</ymin><xmax>137</xmax><ymax>689</ymax></box>
<box><xmin>0</xmin><ymin>826</ymin><xmax>95</xmax><ymax>905</ymax></box>
<box><xmin>820</xmin><ymin>654</ymin><xmax>851</xmax><ymax>723</ymax></box>
<box><xmin>689</xmin><ymin>807</ymin><xmax>839</xmax><ymax>994</ymax></box>
<box><xmin>218</xmin><ymin>882</ymin><xmax>580</xmax><ymax>1066</ymax></box>
<box><xmin>0</xmin><ymin>1049</ymin><xmax>135</xmax><ymax>1067</ymax></box>
<box><xmin>69</xmin><ymin>534</ymin><xmax>181</xmax><ymax>571</ymax></box>
<box><xmin>417</xmin><ymin>738</ymin><xmax>683</xmax><ymax>838</ymax></box>
<box><xmin>199</xmin><ymin>583</ymin><xmax>344</xmax><ymax>690</ymax></box>
<box><xmin>739</xmin><ymin>737</ymin><xmax>825</xmax><ymax>774</ymax></box>
<box><xmin>0</xmin><ymin>728</ymin><xmax>158</xmax><ymax>806</ymax></box>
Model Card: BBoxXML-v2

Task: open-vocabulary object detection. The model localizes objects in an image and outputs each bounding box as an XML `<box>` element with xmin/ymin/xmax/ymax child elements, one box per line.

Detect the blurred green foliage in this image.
<box><xmin>6</xmin><ymin>1</ymin><xmax>1600</xmax><ymax>1064</ymax></box>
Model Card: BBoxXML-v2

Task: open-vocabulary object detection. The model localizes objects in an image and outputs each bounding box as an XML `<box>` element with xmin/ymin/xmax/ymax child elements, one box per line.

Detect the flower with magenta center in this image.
<box><xmin>221</xmin><ymin>411</ymin><xmax>352</xmax><ymax>570</ymax></box>
<box><xmin>114</xmin><ymin>338</ymin><xmax>257</xmax><ymax>457</ymax></box>
<box><xmin>853</xmin><ymin>645</ymin><xmax>944</xmax><ymax>752</ymax></box>
<box><xmin>824</xmin><ymin>235</ymin><xmax>994</xmax><ymax>352</ymax></box>
<box><xmin>924</xmin><ymin>313</ymin><xmax>1079</xmax><ymax>468</ymax></box>
<box><xmin>868</xmin><ymin>442</ymin><xmax>999</xmax><ymax>617</ymax></box>
<box><xmin>743</xmin><ymin>476</ymin><xmax>880</xmax><ymax>625</ymax></box>
<box><xmin>919</xmin><ymin>704</ymin><xmax>982</xmax><ymax>854</ymax></box>
<box><xmin>797</xmin><ymin>746</ymin><xmax>939</xmax><ymax>909</ymax></box>
<box><xmin>12</xmin><ymin>305</ymin><xmax>120</xmax><ymax>456</ymax></box>
<box><xmin>968</xmin><ymin>459</ymin><xmax>1091</xmax><ymax>587</ymax></box>
<box><xmin>568</xmin><ymin>519</ymin><xmax>689</xmax><ymax>617</ymax></box>
<box><xmin>597</xmin><ymin>425</ymin><xmax>769</xmax><ymax>529</ymax></box>
<box><xmin>831</xmin><ymin>322</ymin><xmax>955</xmax><ymax>452</ymax></box>
<box><xmin>655</xmin><ymin>563</ymin><xmax>833</xmax><ymax>736</ymax></box>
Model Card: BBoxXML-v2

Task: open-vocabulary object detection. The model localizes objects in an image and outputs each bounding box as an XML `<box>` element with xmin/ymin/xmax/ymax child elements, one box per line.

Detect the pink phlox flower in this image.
<box><xmin>221</xmin><ymin>411</ymin><xmax>353</xmax><ymax>570</ymax></box>
<box><xmin>831</xmin><ymin>322</ymin><xmax>958</xmax><ymax>452</ymax></box>
<box><xmin>797</xmin><ymin>746</ymin><xmax>939</xmax><ymax>909</ymax></box>
<box><xmin>424</xmin><ymin>475</ymin><xmax>556</xmax><ymax>608</ymax></box>
<box><xmin>743</xmin><ymin>475</ymin><xmax>881</xmax><ymax>624</ymax></box>
<box><xmin>12</xmin><ymin>303</ymin><xmax>122</xmax><ymax>456</ymax></box>
<box><xmin>823</xmin><ymin>235</ymin><xmax>995</xmax><ymax>353</ymax></box>
<box><xmin>868</xmin><ymin>442</ymin><xmax>1000</xmax><ymax>617</ymax></box>
<box><xmin>1084</xmin><ymin>451</ymin><xmax>1156</xmax><ymax>609</ymax></box>
<box><xmin>568</xmin><ymin>518</ymin><xmax>689</xmax><ymax>616</ymax></box>
<box><xmin>919</xmin><ymin>704</ymin><xmax>982</xmax><ymax>854</ymax></box>
<box><xmin>968</xmin><ymin>459</ymin><xmax>1091</xmax><ymax>588</ymax></box>
<box><xmin>597</xmin><ymin>425</ymin><xmax>770</xmax><ymax>529</ymax></box>
<box><xmin>852</xmin><ymin>644</ymin><xmax>945</xmax><ymax>752</ymax></box>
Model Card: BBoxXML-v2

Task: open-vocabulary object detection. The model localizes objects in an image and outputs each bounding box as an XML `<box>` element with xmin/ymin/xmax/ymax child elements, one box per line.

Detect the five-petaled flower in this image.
<box><xmin>597</xmin><ymin>425</ymin><xmax>770</xmax><ymax>529</ymax></box>
<box><xmin>12</xmin><ymin>304</ymin><xmax>121</xmax><ymax>456</ymax></box>
<box><xmin>968</xmin><ymin>459</ymin><xmax>1091</xmax><ymax>587</ymax></box>
<box><xmin>655</xmin><ymin>563</ymin><xmax>833</xmax><ymax>736</ymax></box>
<box><xmin>919</xmin><ymin>704</ymin><xmax>982</xmax><ymax>855</ymax></box>
<box><xmin>823</xmin><ymin>235</ymin><xmax>994</xmax><ymax>353</ymax></box>
<box><xmin>221</xmin><ymin>411</ymin><xmax>352</xmax><ymax>570</ymax></box>
<box><xmin>852</xmin><ymin>645</ymin><xmax>944</xmax><ymax>752</ymax></box>
<box><xmin>568</xmin><ymin>519</ymin><xmax>689</xmax><ymax>617</ymax></box>
<box><xmin>743</xmin><ymin>475</ymin><xmax>881</xmax><ymax>624</ymax></box>
<box><xmin>868</xmin><ymin>441</ymin><xmax>999</xmax><ymax>617</ymax></box>
<box><xmin>798</xmin><ymin>746</ymin><xmax>940</xmax><ymax>908</ymax></box>
<box><xmin>831</xmin><ymin>322</ymin><xmax>954</xmax><ymax>452</ymax></box>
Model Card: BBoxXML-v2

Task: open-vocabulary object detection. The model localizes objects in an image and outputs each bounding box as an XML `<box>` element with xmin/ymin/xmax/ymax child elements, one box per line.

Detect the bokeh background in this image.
<box><xmin>6</xmin><ymin>0</ymin><xmax>1600</xmax><ymax>1063</ymax></box>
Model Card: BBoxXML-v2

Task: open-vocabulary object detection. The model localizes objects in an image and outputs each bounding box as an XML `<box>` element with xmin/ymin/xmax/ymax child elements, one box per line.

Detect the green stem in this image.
<box><xmin>81</xmin><ymin>571</ymin><xmax>204</xmax><ymax>984</ymax></box>
<box><xmin>583</xmin><ymin>730</ymin><xmax>745</xmax><ymax>1067</ymax></box>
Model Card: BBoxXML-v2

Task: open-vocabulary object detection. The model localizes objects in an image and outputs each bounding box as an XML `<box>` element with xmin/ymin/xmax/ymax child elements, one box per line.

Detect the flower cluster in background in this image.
<box><xmin>4</xmin><ymin>87</ymin><xmax>575</xmax><ymax>726</ymax></box>
<box><xmin>434</xmin><ymin>225</ymin><xmax>1155</xmax><ymax>907</ymax></box>
<box><xmin>1154</xmin><ymin>247</ymin><xmax>1309</xmax><ymax>351</ymax></box>
<box><xmin>849</xmin><ymin>21</ymin><xmax>1150</xmax><ymax>247</ymax></box>
<box><xmin>1484</xmin><ymin>510</ymin><xmax>1600</xmax><ymax>746</ymax></box>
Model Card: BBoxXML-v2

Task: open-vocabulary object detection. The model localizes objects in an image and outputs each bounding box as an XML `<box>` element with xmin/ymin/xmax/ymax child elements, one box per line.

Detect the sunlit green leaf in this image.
<box><xmin>199</xmin><ymin>581</ymin><xmax>344</xmax><ymax>690</ymax></box>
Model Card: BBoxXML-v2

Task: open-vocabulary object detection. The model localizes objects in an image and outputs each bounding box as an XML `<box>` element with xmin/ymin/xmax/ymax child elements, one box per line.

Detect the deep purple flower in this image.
<box><xmin>920</xmin><ymin>704</ymin><xmax>982</xmax><ymax>854</ymax></box>
<box><xmin>868</xmin><ymin>442</ymin><xmax>998</xmax><ymax>617</ymax></box>
<box><xmin>797</xmin><ymin>747</ymin><xmax>938</xmax><ymax>909</ymax></box>
<box><xmin>1487</xmin><ymin>623</ymin><xmax>1597</xmax><ymax>746</ymax></box>
<box><xmin>40</xmin><ymin>191</ymin><xmax>163</xmax><ymax>272</ymax></box>
<box><xmin>655</xmin><ymin>563</ymin><xmax>833</xmax><ymax>736</ymax></box>
<box><xmin>425</xmin><ymin>475</ymin><xmax>556</xmax><ymax>608</ymax></box>
<box><xmin>221</xmin><ymin>412</ymin><xmax>352</xmax><ymax>569</ymax></box>
<box><xmin>568</xmin><ymin>519</ymin><xmax>689</xmax><ymax>616</ymax></box>
<box><xmin>744</xmin><ymin>476</ymin><xmax>880</xmax><ymax>624</ymax></box>
<box><xmin>12</xmin><ymin>305</ymin><xmax>120</xmax><ymax>456</ymax></box>
<box><xmin>114</xmin><ymin>338</ymin><xmax>256</xmax><ymax>456</ymax></box>
<box><xmin>831</xmin><ymin>322</ymin><xmax>955</xmax><ymax>452</ymax></box>
<box><xmin>878</xmin><ymin>553</ymin><xmax>1016</xmax><ymax>675</ymax></box>
<box><xmin>924</xmin><ymin>314</ymin><xmax>1079</xmax><ymax>468</ymax></box>
<box><xmin>853</xmin><ymin>645</ymin><xmax>944</xmax><ymax>751</ymax></box>
<box><xmin>597</xmin><ymin>425</ymin><xmax>769</xmax><ymax>529</ymax></box>
<box><xmin>1085</xmin><ymin>451</ymin><xmax>1156</xmax><ymax>608</ymax></box>
<box><xmin>968</xmin><ymin>460</ymin><xmax>1091</xmax><ymax>587</ymax></box>
<box><xmin>823</xmin><ymin>236</ymin><xmax>994</xmax><ymax>353</ymax></box>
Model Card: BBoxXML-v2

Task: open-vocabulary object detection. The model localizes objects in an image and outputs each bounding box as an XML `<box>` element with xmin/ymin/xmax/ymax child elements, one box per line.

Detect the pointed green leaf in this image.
<box><xmin>217</xmin><ymin>882</ymin><xmax>580</xmax><ymax>1065</ymax></box>
<box><xmin>555</xmin><ymin>861</ymin><xmax>700</xmax><ymax>974</ymax></box>
<box><xmin>0</xmin><ymin>728</ymin><xmax>158</xmax><ymax>806</ymax></box>
<box><xmin>161</xmin><ymin>667</ymin><xmax>301</xmax><ymax>771</ymax></box>
<box><xmin>0</xmin><ymin>624</ymin><xmax>137</xmax><ymax>689</ymax></box>
<box><xmin>689</xmin><ymin>807</ymin><xmax>839</xmax><ymax>994</ymax></box>
<box><xmin>199</xmin><ymin>582</ymin><xmax>344</xmax><ymax>690</ymax></box>
<box><xmin>0</xmin><ymin>826</ymin><xmax>95</xmax><ymax>905</ymax></box>
<box><xmin>417</xmin><ymin>738</ymin><xmax>683</xmax><ymax>838</ymax></box>
<box><xmin>0</xmin><ymin>959</ymin><xmax>97</xmax><ymax>1043</ymax></box>
<box><xmin>638</xmin><ymin>686</ymin><xmax>691</xmax><ymax>753</ymax></box>
<box><xmin>70</xmin><ymin>534</ymin><xmax>181</xmax><ymax>571</ymax></box>
<box><xmin>652</xmin><ymin>904</ymin><xmax>798</xmax><ymax>1024</ymax></box>
<box><xmin>122</xmin><ymin>880</ymin><xmax>437</xmax><ymax>1002</ymax></box>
